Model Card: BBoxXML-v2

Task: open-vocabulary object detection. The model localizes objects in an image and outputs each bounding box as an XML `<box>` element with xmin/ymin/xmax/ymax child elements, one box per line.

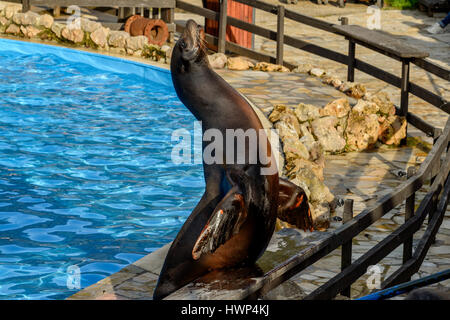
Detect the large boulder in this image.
<box><xmin>320</xmin><ymin>98</ymin><xmax>351</xmax><ymax>118</ymax></box>
<box><xmin>51</xmin><ymin>22</ymin><xmax>65</xmax><ymax>38</ymax></box>
<box><xmin>126</xmin><ymin>35</ymin><xmax>148</xmax><ymax>51</ymax></box>
<box><xmin>5</xmin><ymin>23</ymin><xmax>20</xmax><ymax>35</ymax></box>
<box><xmin>274</xmin><ymin>120</ymin><xmax>299</xmax><ymax>142</ymax></box>
<box><xmin>61</xmin><ymin>27</ymin><xmax>85</xmax><ymax>43</ymax></box>
<box><xmin>20</xmin><ymin>25</ymin><xmax>40</xmax><ymax>38</ymax></box>
<box><xmin>378</xmin><ymin>115</ymin><xmax>407</xmax><ymax>145</ymax></box>
<box><xmin>0</xmin><ymin>16</ymin><xmax>9</xmax><ymax>27</ymax></box>
<box><xmin>352</xmin><ymin>99</ymin><xmax>379</xmax><ymax>115</ymax></box>
<box><xmin>208</xmin><ymin>53</ymin><xmax>227</xmax><ymax>69</ymax></box>
<box><xmin>365</xmin><ymin>92</ymin><xmax>396</xmax><ymax>115</ymax></box>
<box><xmin>74</xmin><ymin>17</ymin><xmax>101</xmax><ymax>33</ymax></box>
<box><xmin>227</xmin><ymin>56</ymin><xmax>254</xmax><ymax>71</ymax></box>
<box><xmin>4</xmin><ymin>5</ymin><xmax>20</xmax><ymax>20</ymax></box>
<box><xmin>13</xmin><ymin>11</ymin><xmax>39</xmax><ymax>26</ymax></box>
<box><xmin>293</xmin><ymin>103</ymin><xmax>320</xmax><ymax>123</ymax></box>
<box><xmin>282</xmin><ymin>138</ymin><xmax>310</xmax><ymax>163</ymax></box>
<box><xmin>90</xmin><ymin>27</ymin><xmax>109</xmax><ymax>48</ymax></box>
<box><xmin>269</xmin><ymin>104</ymin><xmax>295</xmax><ymax>123</ymax></box>
<box><xmin>345</xmin><ymin>111</ymin><xmax>380</xmax><ymax>151</ymax></box>
<box><xmin>37</xmin><ymin>14</ymin><xmax>53</xmax><ymax>29</ymax></box>
<box><xmin>108</xmin><ymin>31</ymin><xmax>130</xmax><ymax>48</ymax></box>
<box><xmin>311</xmin><ymin>116</ymin><xmax>346</xmax><ymax>153</ymax></box>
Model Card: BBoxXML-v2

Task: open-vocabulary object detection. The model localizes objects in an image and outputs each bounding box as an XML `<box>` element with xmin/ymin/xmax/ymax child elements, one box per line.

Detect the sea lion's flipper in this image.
<box><xmin>277</xmin><ymin>177</ymin><xmax>314</xmax><ymax>231</ymax></box>
<box><xmin>192</xmin><ymin>185</ymin><xmax>248</xmax><ymax>260</ymax></box>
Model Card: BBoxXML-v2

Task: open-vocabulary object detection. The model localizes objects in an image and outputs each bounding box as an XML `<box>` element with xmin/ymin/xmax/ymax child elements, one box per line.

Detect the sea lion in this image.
<box><xmin>153</xmin><ymin>20</ymin><xmax>313</xmax><ymax>300</ymax></box>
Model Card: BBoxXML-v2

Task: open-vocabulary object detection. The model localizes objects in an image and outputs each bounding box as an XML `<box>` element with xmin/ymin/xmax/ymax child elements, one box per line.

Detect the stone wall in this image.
<box><xmin>0</xmin><ymin>5</ymin><xmax>171</xmax><ymax>62</ymax></box>
<box><xmin>269</xmin><ymin>93</ymin><xmax>406</xmax><ymax>230</ymax></box>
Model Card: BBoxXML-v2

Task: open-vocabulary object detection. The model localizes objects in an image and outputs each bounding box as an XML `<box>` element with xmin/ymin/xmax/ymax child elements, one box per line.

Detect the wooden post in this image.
<box><xmin>403</xmin><ymin>166</ymin><xmax>416</xmax><ymax>278</ymax></box>
<box><xmin>339</xmin><ymin>0</ymin><xmax>345</xmax><ymax>8</ymax></box>
<box><xmin>341</xmin><ymin>199</ymin><xmax>354</xmax><ymax>298</ymax></box>
<box><xmin>118</xmin><ymin>7</ymin><xmax>125</xmax><ymax>20</ymax></box>
<box><xmin>400</xmin><ymin>59</ymin><xmax>410</xmax><ymax>118</ymax></box>
<box><xmin>276</xmin><ymin>5</ymin><xmax>285</xmax><ymax>66</ymax></box>
<box><xmin>347</xmin><ymin>40</ymin><xmax>355</xmax><ymax>82</ymax></box>
<box><xmin>218</xmin><ymin>0</ymin><xmax>228</xmax><ymax>54</ymax></box>
<box><xmin>53</xmin><ymin>6</ymin><xmax>60</xmax><ymax>18</ymax></box>
<box><xmin>161</xmin><ymin>8</ymin><xmax>175</xmax><ymax>43</ymax></box>
<box><xmin>22</xmin><ymin>0</ymin><xmax>30</xmax><ymax>12</ymax></box>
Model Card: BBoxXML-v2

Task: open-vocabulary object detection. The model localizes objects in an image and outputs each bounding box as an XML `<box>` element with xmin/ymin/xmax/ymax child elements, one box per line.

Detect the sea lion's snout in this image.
<box><xmin>178</xmin><ymin>19</ymin><xmax>205</xmax><ymax>61</ymax></box>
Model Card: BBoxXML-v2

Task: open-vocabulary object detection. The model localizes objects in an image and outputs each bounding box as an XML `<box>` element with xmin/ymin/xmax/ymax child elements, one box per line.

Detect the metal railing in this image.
<box><xmin>173</xmin><ymin>0</ymin><xmax>450</xmax><ymax>299</ymax></box>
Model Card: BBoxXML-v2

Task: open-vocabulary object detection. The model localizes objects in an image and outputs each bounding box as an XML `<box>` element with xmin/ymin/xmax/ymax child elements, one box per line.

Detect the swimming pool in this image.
<box><xmin>0</xmin><ymin>39</ymin><xmax>204</xmax><ymax>299</ymax></box>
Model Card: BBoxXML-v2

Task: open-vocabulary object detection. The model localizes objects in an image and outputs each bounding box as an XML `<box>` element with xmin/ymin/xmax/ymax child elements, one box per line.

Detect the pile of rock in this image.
<box><xmin>0</xmin><ymin>6</ymin><xmax>170</xmax><ymax>62</ymax></box>
<box><xmin>269</xmin><ymin>92</ymin><xmax>406</xmax><ymax>229</ymax></box>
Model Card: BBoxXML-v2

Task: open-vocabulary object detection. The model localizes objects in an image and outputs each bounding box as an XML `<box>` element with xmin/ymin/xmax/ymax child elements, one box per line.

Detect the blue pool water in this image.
<box><xmin>0</xmin><ymin>41</ymin><xmax>204</xmax><ymax>299</ymax></box>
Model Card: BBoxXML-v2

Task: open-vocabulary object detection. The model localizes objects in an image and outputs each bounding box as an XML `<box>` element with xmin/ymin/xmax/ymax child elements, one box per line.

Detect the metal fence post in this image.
<box><xmin>403</xmin><ymin>166</ymin><xmax>416</xmax><ymax>279</ymax></box>
<box><xmin>276</xmin><ymin>5</ymin><xmax>285</xmax><ymax>66</ymax></box>
<box><xmin>341</xmin><ymin>199</ymin><xmax>354</xmax><ymax>298</ymax></box>
<box><xmin>218</xmin><ymin>0</ymin><xmax>228</xmax><ymax>54</ymax></box>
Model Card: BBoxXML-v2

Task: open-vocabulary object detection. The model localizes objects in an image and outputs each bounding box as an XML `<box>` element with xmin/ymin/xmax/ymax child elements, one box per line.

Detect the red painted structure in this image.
<box><xmin>204</xmin><ymin>0</ymin><xmax>254</xmax><ymax>50</ymax></box>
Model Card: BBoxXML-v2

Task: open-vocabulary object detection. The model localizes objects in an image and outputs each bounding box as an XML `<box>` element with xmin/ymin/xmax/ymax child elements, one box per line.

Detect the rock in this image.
<box><xmin>352</xmin><ymin>99</ymin><xmax>379</xmax><ymax>115</ymax></box>
<box><xmin>108</xmin><ymin>30</ymin><xmax>130</xmax><ymax>48</ymax></box>
<box><xmin>311</xmin><ymin>116</ymin><xmax>346</xmax><ymax>153</ymax></box>
<box><xmin>227</xmin><ymin>56</ymin><xmax>254</xmax><ymax>71</ymax></box>
<box><xmin>126</xmin><ymin>35</ymin><xmax>148</xmax><ymax>51</ymax></box>
<box><xmin>61</xmin><ymin>27</ymin><xmax>85</xmax><ymax>43</ymax></box>
<box><xmin>378</xmin><ymin>115</ymin><xmax>406</xmax><ymax>145</ymax></box>
<box><xmin>20</xmin><ymin>25</ymin><xmax>40</xmax><ymax>38</ymax></box>
<box><xmin>286</xmin><ymin>157</ymin><xmax>324</xmax><ymax>182</ymax></box>
<box><xmin>282</xmin><ymin>138</ymin><xmax>310</xmax><ymax>163</ymax></box>
<box><xmin>160</xmin><ymin>44</ymin><xmax>172</xmax><ymax>61</ymax></box>
<box><xmin>13</xmin><ymin>11</ymin><xmax>39</xmax><ymax>26</ymax></box>
<box><xmin>253</xmin><ymin>62</ymin><xmax>290</xmax><ymax>72</ymax></box>
<box><xmin>4</xmin><ymin>5</ymin><xmax>20</xmax><ymax>20</ymax></box>
<box><xmin>293</xmin><ymin>103</ymin><xmax>320</xmax><ymax>122</ymax></box>
<box><xmin>309</xmin><ymin>68</ymin><xmax>325</xmax><ymax>77</ymax></box>
<box><xmin>37</xmin><ymin>14</ymin><xmax>53</xmax><ymax>29</ymax></box>
<box><xmin>73</xmin><ymin>17</ymin><xmax>101</xmax><ymax>33</ymax></box>
<box><xmin>343</xmin><ymin>82</ymin><xmax>366</xmax><ymax>99</ymax></box>
<box><xmin>5</xmin><ymin>23</ymin><xmax>20</xmax><ymax>35</ymax></box>
<box><xmin>292</xmin><ymin>63</ymin><xmax>313</xmax><ymax>74</ymax></box>
<box><xmin>90</xmin><ymin>26</ymin><xmax>109</xmax><ymax>48</ymax></box>
<box><xmin>274</xmin><ymin>121</ymin><xmax>299</xmax><ymax>142</ymax></box>
<box><xmin>365</xmin><ymin>92</ymin><xmax>396</xmax><ymax>115</ymax></box>
<box><xmin>279</xmin><ymin>113</ymin><xmax>301</xmax><ymax>136</ymax></box>
<box><xmin>269</xmin><ymin>104</ymin><xmax>295</xmax><ymax>123</ymax></box>
<box><xmin>310</xmin><ymin>202</ymin><xmax>331</xmax><ymax>231</ymax></box>
<box><xmin>320</xmin><ymin>98</ymin><xmax>351</xmax><ymax>118</ymax></box>
<box><xmin>51</xmin><ymin>22</ymin><xmax>65</xmax><ymax>38</ymax></box>
<box><xmin>289</xmin><ymin>167</ymin><xmax>335</xmax><ymax>226</ymax></box>
<box><xmin>322</xmin><ymin>75</ymin><xmax>343</xmax><ymax>89</ymax></box>
<box><xmin>208</xmin><ymin>52</ymin><xmax>227</xmax><ymax>69</ymax></box>
<box><xmin>0</xmin><ymin>16</ymin><xmax>8</xmax><ymax>26</ymax></box>
<box><xmin>345</xmin><ymin>111</ymin><xmax>380</xmax><ymax>151</ymax></box>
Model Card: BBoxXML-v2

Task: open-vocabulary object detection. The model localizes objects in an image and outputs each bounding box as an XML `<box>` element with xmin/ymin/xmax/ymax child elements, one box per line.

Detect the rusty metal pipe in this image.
<box><xmin>124</xmin><ymin>15</ymin><xmax>169</xmax><ymax>47</ymax></box>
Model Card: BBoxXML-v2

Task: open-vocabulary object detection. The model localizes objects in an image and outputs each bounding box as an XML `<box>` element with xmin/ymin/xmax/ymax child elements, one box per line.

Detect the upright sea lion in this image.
<box><xmin>153</xmin><ymin>20</ymin><xmax>313</xmax><ymax>300</ymax></box>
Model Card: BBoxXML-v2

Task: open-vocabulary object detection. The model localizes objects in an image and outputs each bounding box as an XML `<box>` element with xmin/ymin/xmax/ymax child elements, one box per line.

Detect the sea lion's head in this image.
<box><xmin>177</xmin><ymin>19</ymin><xmax>206</xmax><ymax>62</ymax></box>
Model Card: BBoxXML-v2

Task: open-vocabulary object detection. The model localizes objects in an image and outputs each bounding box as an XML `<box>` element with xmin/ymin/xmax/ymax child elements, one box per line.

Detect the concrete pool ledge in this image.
<box><xmin>68</xmin><ymin>228</ymin><xmax>332</xmax><ymax>300</ymax></box>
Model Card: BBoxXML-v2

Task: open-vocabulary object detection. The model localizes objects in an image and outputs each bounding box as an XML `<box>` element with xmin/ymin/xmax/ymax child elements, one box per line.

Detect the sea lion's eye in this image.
<box><xmin>180</xmin><ymin>40</ymin><xmax>187</xmax><ymax>49</ymax></box>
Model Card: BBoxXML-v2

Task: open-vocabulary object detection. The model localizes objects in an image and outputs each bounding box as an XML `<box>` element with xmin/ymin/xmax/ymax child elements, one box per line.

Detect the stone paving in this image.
<box><xmin>70</xmin><ymin>67</ymin><xmax>449</xmax><ymax>300</ymax></box>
